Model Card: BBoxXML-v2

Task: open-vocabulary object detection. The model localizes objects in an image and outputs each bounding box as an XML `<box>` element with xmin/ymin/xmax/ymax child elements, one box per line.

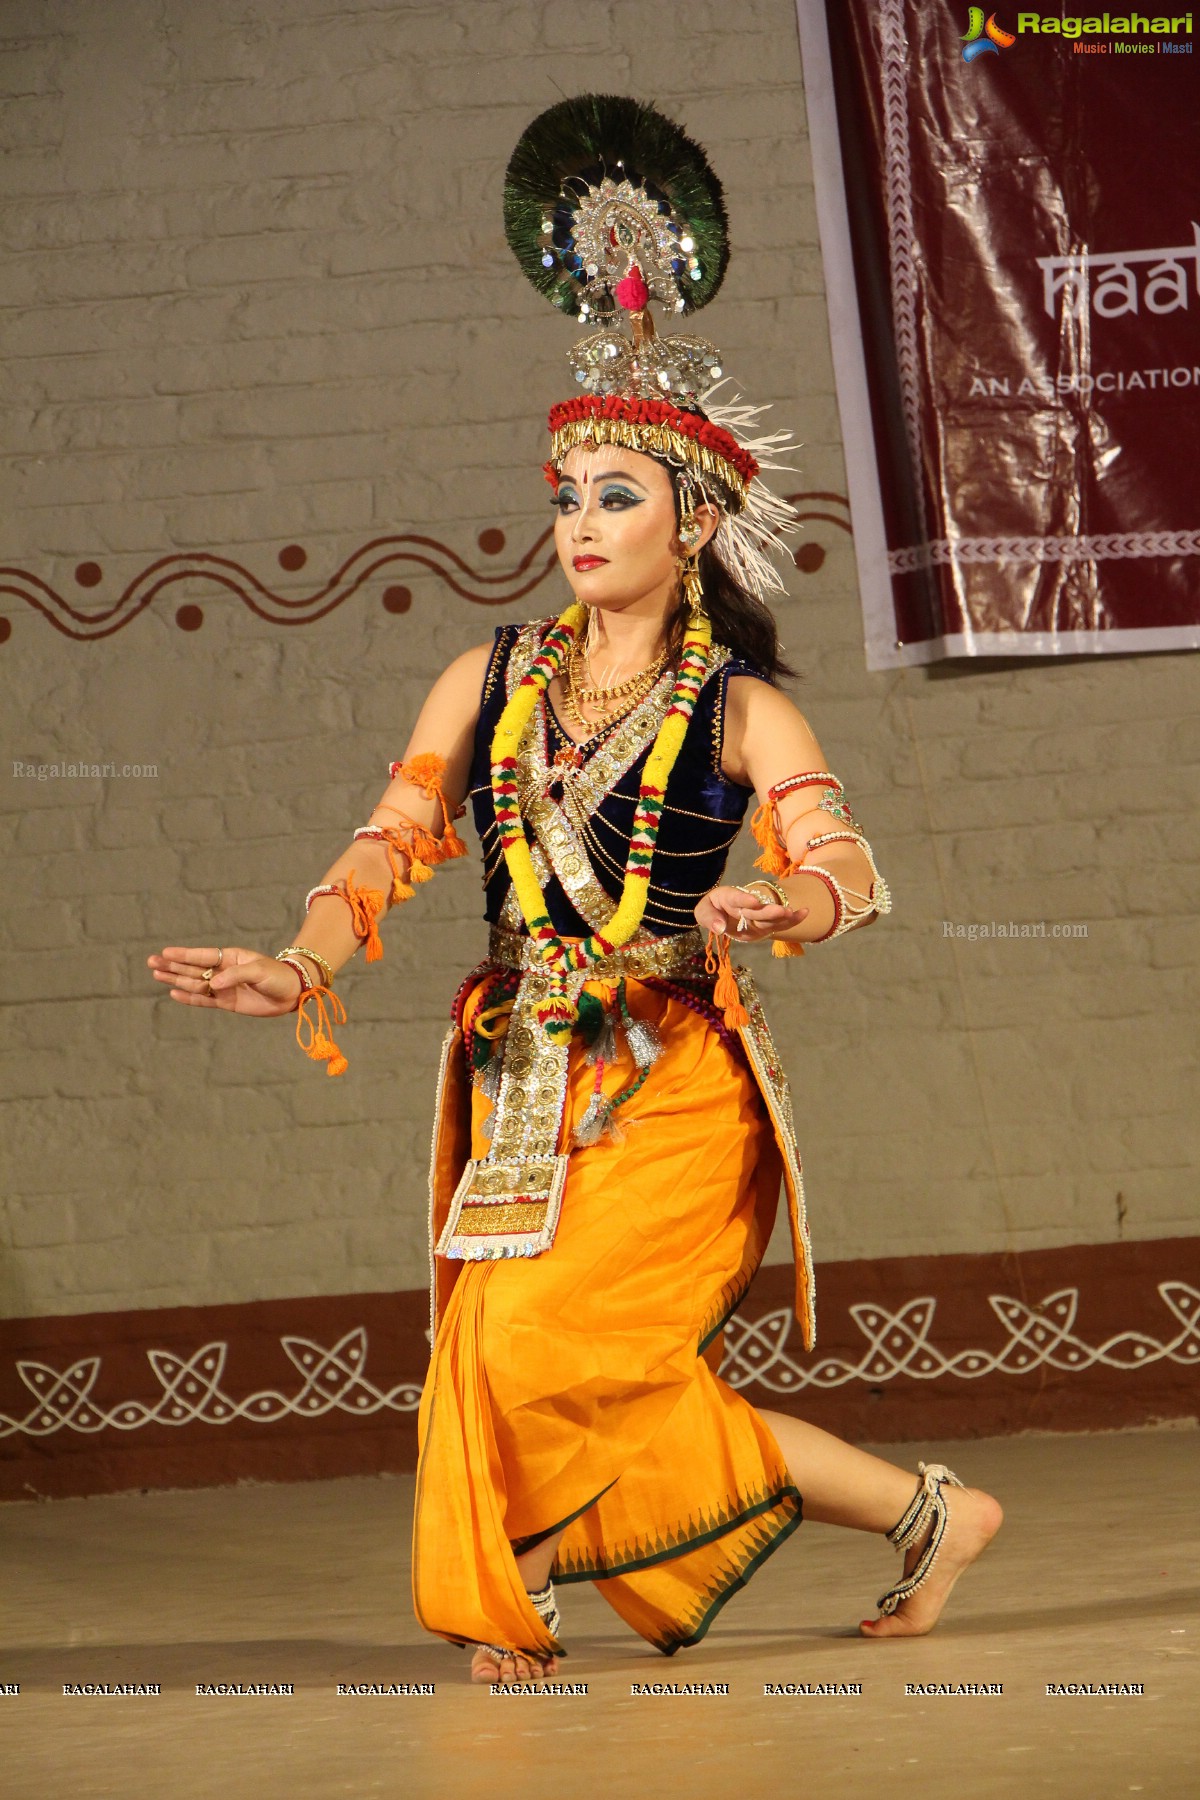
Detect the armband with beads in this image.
<box><xmin>292</xmin><ymin>753</ymin><xmax>469</xmax><ymax>1076</ymax></box>
<box><xmin>750</xmin><ymin>771</ymin><xmax>891</xmax><ymax>951</ymax></box>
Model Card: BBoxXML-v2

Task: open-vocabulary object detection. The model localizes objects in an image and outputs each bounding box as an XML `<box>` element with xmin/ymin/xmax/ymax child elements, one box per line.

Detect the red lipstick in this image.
<box><xmin>573</xmin><ymin>555</ymin><xmax>608</xmax><ymax>571</ymax></box>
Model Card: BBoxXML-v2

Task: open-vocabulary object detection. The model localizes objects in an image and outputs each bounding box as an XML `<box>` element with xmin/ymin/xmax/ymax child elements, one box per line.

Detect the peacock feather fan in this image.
<box><xmin>504</xmin><ymin>93</ymin><xmax>730</xmax><ymax>321</ymax></box>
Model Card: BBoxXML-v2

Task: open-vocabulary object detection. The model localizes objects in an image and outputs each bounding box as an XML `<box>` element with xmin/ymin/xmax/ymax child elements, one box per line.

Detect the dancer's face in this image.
<box><xmin>550</xmin><ymin>445</ymin><xmax>714</xmax><ymax>617</ymax></box>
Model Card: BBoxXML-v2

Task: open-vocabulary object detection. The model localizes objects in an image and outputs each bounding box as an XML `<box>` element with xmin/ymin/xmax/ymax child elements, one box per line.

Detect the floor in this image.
<box><xmin>2</xmin><ymin>1426</ymin><xmax>1196</xmax><ymax>1800</ymax></box>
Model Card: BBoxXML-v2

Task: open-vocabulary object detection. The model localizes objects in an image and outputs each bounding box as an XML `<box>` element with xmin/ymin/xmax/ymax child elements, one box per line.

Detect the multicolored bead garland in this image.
<box><xmin>490</xmin><ymin>600</ymin><xmax>713</xmax><ymax>1038</ymax></box>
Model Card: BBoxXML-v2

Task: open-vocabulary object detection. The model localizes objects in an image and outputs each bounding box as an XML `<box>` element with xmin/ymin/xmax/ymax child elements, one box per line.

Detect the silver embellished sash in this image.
<box><xmin>434</xmin><ymin>928</ymin><xmax>708</xmax><ymax>1262</ymax></box>
<box><xmin>434</xmin><ymin>965</ymin><xmax>582</xmax><ymax>1261</ymax></box>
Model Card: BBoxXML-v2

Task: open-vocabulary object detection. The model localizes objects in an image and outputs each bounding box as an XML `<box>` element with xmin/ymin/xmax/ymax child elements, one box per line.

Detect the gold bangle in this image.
<box><xmin>737</xmin><ymin>879</ymin><xmax>789</xmax><ymax>906</ymax></box>
<box><xmin>276</xmin><ymin>944</ymin><xmax>335</xmax><ymax>987</ymax></box>
<box><xmin>275</xmin><ymin>955</ymin><xmax>314</xmax><ymax>1004</ymax></box>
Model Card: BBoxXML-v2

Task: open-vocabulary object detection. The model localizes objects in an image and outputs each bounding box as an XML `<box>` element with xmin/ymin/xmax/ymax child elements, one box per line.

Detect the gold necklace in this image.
<box><xmin>575</xmin><ymin>643</ymin><xmax>669</xmax><ymax>701</ymax></box>
<box><xmin>562</xmin><ymin>639</ymin><xmax>669</xmax><ymax>728</ymax></box>
<box><xmin>561</xmin><ymin>657</ymin><xmax>664</xmax><ymax>728</ymax></box>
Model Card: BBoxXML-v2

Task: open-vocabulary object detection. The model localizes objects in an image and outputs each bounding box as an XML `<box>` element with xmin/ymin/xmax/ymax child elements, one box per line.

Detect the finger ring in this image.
<box><xmin>215</xmin><ymin>948</ymin><xmax>224</xmax><ymax>967</ymax></box>
<box><xmin>201</xmin><ymin>967</ymin><xmax>215</xmax><ymax>981</ymax></box>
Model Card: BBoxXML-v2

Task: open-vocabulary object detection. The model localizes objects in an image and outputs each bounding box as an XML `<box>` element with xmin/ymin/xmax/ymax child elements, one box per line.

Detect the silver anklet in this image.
<box><xmin>875</xmin><ymin>1461</ymin><xmax>966</xmax><ymax>1617</ymax></box>
<box><xmin>471</xmin><ymin>1579</ymin><xmax>562</xmax><ymax>1666</ymax></box>
<box><xmin>526</xmin><ymin>1579</ymin><xmax>562</xmax><ymax>1638</ymax></box>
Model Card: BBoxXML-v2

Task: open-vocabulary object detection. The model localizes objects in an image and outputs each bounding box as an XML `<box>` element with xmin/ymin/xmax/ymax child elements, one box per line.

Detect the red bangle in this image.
<box><xmin>276</xmin><ymin>955</ymin><xmax>313</xmax><ymax>1006</ymax></box>
<box><xmin>768</xmin><ymin>771</ymin><xmax>842</xmax><ymax>804</ymax></box>
<box><xmin>794</xmin><ymin>867</ymin><xmax>843</xmax><ymax>941</ymax></box>
<box><xmin>305</xmin><ymin>882</ymin><xmax>344</xmax><ymax>913</ymax></box>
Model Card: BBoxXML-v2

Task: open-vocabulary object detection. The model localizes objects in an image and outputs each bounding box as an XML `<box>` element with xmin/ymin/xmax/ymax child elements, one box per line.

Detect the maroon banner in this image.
<box><xmin>797</xmin><ymin>0</ymin><xmax>1200</xmax><ymax>667</ymax></box>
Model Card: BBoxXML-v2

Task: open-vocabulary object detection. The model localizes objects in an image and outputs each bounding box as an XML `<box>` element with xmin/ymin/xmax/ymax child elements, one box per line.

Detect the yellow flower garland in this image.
<box><xmin>491</xmin><ymin>600</ymin><xmax>713</xmax><ymax>1034</ymax></box>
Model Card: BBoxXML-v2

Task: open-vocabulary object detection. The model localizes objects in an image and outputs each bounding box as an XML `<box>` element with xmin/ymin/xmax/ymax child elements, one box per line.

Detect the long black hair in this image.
<box><xmin>660</xmin><ymin>460</ymin><xmax>800</xmax><ymax>684</ymax></box>
<box><xmin>662</xmin><ymin>541</ymin><xmax>799</xmax><ymax>685</ymax></box>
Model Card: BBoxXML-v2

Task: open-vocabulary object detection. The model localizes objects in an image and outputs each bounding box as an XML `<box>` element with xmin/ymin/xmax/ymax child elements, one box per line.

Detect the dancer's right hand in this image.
<box><xmin>146</xmin><ymin>945</ymin><xmax>306</xmax><ymax>1017</ymax></box>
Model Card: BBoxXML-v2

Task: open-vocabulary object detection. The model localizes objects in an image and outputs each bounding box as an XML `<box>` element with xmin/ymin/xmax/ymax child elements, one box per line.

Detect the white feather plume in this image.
<box><xmin>697</xmin><ymin>380</ymin><xmax>803</xmax><ymax>604</ymax></box>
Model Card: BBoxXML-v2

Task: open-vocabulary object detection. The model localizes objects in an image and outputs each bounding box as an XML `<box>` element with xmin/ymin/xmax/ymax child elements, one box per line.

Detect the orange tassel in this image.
<box><xmin>704</xmin><ymin>928</ymin><xmax>751</xmax><ymax>1032</ymax></box>
<box><xmin>399</xmin><ymin>752</ymin><xmax>447</xmax><ymax>795</ymax></box>
<box><xmin>749</xmin><ymin>800</ymin><xmax>796</xmax><ymax>878</ymax></box>
<box><xmin>409</xmin><ymin>822</ymin><xmax>444</xmax><ymax>865</ymax></box>
<box><xmin>381</xmin><ymin>815</ymin><xmax>449</xmax><ymax>876</ymax></box>
<box><xmin>438</xmin><ymin>820</ymin><xmax>469</xmax><ymax>861</ymax></box>
<box><xmin>398</xmin><ymin>753</ymin><xmax>469</xmax><ymax>862</ymax></box>
<box><xmin>369</xmin><ymin>818</ymin><xmax>450</xmax><ymax>901</ymax></box>
<box><xmin>343</xmin><ymin>869</ymin><xmax>385</xmax><ymax>962</ymax></box>
<box><xmin>772</xmin><ymin>938</ymin><xmax>806</xmax><ymax>957</ymax></box>
<box><xmin>384</xmin><ymin>839</ymin><xmax>415</xmax><ymax>904</ymax></box>
<box><xmin>295</xmin><ymin>987</ymin><xmax>349</xmax><ymax>1077</ymax></box>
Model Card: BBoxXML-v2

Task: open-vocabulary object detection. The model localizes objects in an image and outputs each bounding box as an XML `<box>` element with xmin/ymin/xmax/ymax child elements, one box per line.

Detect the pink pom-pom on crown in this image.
<box><xmin>614</xmin><ymin>264</ymin><xmax>650</xmax><ymax>312</ymax></box>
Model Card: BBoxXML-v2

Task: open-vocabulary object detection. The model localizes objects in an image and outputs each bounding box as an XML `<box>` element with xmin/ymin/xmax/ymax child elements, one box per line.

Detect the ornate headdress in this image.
<box><xmin>503</xmin><ymin>93</ymin><xmax>799</xmax><ymax>604</ymax></box>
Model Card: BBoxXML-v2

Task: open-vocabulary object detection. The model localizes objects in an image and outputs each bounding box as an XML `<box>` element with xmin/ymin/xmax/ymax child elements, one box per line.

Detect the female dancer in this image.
<box><xmin>148</xmin><ymin>97</ymin><xmax>1001</xmax><ymax>1685</ymax></box>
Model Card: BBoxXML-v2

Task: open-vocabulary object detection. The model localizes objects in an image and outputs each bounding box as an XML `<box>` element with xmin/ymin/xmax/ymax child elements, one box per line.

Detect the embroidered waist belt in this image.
<box><xmin>487</xmin><ymin>923</ymin><xmax>708</xmax><ymax>979</ymax></box>
<box><xmin>434</xmin><ymin>927</ymin><xmax>711</xmax><ymax>1263</ymax></box>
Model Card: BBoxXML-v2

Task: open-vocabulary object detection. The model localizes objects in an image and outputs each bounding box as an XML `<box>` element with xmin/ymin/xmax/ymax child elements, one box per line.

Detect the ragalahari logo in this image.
<box><xmin>963</xmin><ymin>8</ymin><xmax>1017</xmax><ymax>57</ymax></box>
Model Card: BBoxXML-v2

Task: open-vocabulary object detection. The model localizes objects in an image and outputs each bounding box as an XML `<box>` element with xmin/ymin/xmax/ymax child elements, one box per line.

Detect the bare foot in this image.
<box><xmin>858</xmin><ymin>1484</ymin><xmax>1003</xmax><ymax>1638</ymax></box>
<box><xmin>470</xmin><ymin>1645</ymin><xmax>560</xmax><ymax>1684</ymax></box>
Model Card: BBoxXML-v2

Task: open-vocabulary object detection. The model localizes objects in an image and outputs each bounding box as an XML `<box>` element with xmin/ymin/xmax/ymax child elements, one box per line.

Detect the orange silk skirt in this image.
<box><xmin>412</xmin><ymin>974</ymin><xmax>803</xmax><ymax>1659</ymax></box>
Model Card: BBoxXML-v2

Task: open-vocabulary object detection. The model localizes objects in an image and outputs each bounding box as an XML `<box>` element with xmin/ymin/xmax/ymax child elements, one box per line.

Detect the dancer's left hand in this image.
<box><xmin>695</xmin><ymin>886</ymin><xmax>808</xmax><ymax>941</ymax></box>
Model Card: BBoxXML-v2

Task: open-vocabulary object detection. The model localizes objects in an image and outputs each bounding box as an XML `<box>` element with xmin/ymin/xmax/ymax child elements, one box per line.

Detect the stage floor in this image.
<box><xmin>3</xmin><ymin>1425</ymin><xmax>1195</xmax><ymax>1799</ymax></box>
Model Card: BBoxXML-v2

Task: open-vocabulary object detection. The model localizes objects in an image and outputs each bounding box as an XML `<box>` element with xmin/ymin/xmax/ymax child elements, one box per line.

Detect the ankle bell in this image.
<box><xmin>526</xmin><ymin>1578</ymin><xmax>562</xmax><ymax>1639</ymax></box>
<box><xmin>876</xmin><ymin>1461</ymin><xmax>967</xmax><ymax>1617</ymax></box>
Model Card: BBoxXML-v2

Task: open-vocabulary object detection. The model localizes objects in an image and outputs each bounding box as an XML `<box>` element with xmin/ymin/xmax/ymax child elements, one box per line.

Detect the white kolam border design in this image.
<box><xmin>1</xmin><ymin>1328</ymin><xmax>423</xmax><ymax>1440</ymax></box>
<box><xmin>2</xmin><ymin>1286</ymin><xmax>1196</xmax><ymax>1440</ymax></box>
<box><xmin>720</xmin><ymin>1282</ymin><xmax>1200</xmax><ymax>1393</ymax></box>
<box><xmin>793</xmin><ymin>0</ymin><xmax>1200</xmax><ymax>669</ymax></box>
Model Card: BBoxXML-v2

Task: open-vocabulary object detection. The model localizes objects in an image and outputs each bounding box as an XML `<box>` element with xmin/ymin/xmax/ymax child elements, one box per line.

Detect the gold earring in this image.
<box><xmin>681</xmin><ymin>554</ymin><xmax>707</xmax><ymax>625</ymax></box>
<box><xmin>677</xmin><ymin>481</ymin><xmax>709</xmax><ymax>624</ymax></box>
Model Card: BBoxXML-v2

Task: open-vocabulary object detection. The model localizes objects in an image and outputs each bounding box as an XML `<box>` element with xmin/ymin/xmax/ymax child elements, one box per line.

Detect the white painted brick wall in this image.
<box><xmin>1</xmin><ymin>0</ymin><xmax>1196</xmax><ymax>1319</ymax></box>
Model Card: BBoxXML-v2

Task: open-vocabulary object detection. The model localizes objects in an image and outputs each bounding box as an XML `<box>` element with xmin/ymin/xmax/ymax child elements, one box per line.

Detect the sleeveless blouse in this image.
<box><xmin>467</xmin><ymin>621</ymin><xmax>771</xmax><ymax>939</ymax></box>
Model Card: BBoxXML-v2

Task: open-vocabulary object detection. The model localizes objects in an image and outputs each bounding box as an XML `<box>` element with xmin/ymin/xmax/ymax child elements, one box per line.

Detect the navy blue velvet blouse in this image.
<box><xmin>467</xmin><ymin>622</ymin><xmax>771</xmax><ymax>938</ymax></box>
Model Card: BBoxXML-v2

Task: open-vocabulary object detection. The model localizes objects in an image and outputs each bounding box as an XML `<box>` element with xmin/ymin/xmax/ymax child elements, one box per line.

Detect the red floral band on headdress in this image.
<box><xmin>546</xmin><ymin>394</ymin><xmax>759</xmax><ymax>488</ymax></box>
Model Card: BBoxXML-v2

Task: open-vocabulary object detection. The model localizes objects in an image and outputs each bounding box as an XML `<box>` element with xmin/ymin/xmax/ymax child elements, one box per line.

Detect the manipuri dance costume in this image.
<box><xmin>279</xmin><ymin>99</ymin><xmax>970</xmax><ymax>1666</ymax></box>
